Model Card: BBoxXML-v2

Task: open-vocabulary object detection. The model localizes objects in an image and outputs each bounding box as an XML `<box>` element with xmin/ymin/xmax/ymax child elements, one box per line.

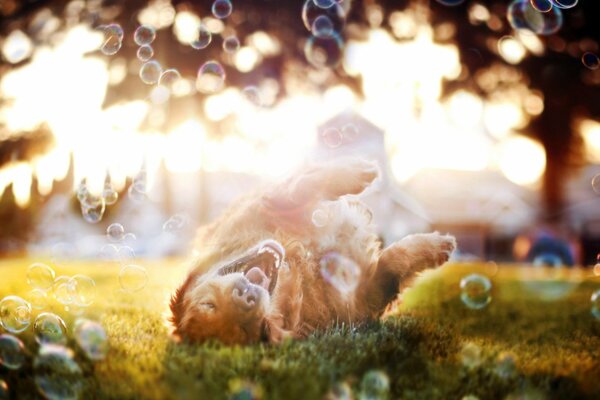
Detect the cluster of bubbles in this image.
<box><xmin>301</xmin><ymin>0</ymin><xmax>347</xmax><ymax>68</ymax></box>
<box><xmin>98</xmin><ymin>23</ymin><xmax>124</xmax><ymax>55</ymax></box>
<box><xmin>459</xmin><ymin>273</ymin><xmax>492</xmax><ymax>309</ymax></box>
<box><xmin>320</xmin><ymin>123</ymin><xmax>360</xmax><ymax>149</ymax></box>
<box><xmin>507</xmin><ymin>0</ymin><xmax>580</xmax><ymax>37</ymax></box>
<box><xmin>102</xmin><ymin>223</ymin><xmax>149</xmax><ymax>293</ymax></box>
<box><xmin>77</xmin><ymin>180</ymin><xmax>106</xmax><ymax>224</ymax></box>
<box><xmin>320</xmin><ymin>252</ymin><xmax>361</xmax><ymax>295</ymax></box>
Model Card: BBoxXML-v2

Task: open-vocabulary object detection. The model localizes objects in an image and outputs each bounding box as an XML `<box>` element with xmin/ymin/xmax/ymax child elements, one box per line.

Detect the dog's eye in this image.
<box><xmin>200</xmin><ymin>302</ymin><xmax>216</xmax><ymax>311</ymax></box>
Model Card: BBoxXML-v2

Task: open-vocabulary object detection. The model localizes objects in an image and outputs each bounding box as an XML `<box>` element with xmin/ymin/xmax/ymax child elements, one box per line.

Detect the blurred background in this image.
<box><xmin>0</xmin><ymin>0</ymin><xmax>598</xmax><ymax>266</ymax></box>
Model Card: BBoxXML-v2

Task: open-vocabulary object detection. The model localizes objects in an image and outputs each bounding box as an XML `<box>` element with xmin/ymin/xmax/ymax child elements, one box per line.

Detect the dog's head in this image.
<box><xmin>169</xmin><ymin>239</ymin><xmax>286</xmax><ymax>344</ymax></box>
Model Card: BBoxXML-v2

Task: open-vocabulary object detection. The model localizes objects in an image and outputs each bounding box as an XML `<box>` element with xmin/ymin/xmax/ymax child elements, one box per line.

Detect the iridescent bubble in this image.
<box><xmin>494</xmin><ymin>352</ymin><xmax>518</xmax><ymax>379</ymax></box>
<box><xmin>212</xmin><ymin>0</ymin><xmax>233</xmax><ymax>19</ymax></box>
<box><xmin>134</xmin><ymin>25</ymin><xmax>156</xmax><ymax>46</ymax></box>
<box><xmin>0</xmin><ymin>296</ymin><xmax>32</xmax><ymax>334</ymax></box>
<box><xmin>0</xmin><ymin>379</ymin><xmax>7</xmax><ymax>400</ymax></box>
<box><xmin>460</xmin><ymin>342</ymin><xmax>482</xmax><ymax>369</ymax></box>
<box><xmin>529</xmin><ymin>0</ymin><xmax>553</xmax><ymax>12</ymax></box>
<box><xmin>119</xmin><ymin>265</ymin><xmax>148</xmax><ymax>292</ymax></box>
<box><xmin>533</xmin><ymin>253</ymin><xmax>563</xmax><ymax>267</ymax></box>
<box><xmin>312</xmin><ymin>15</ymin><xmax>334</xmax><ymax>38</ymax></box>
<box><xmin>27</xmin><ymin>262</ymin><xmax>56</xmax><ymax>290</ymax></box>
<box><xmin>321</xmin><ymin>127</ymin><xmax>343</xmax><ymax>148</ymax></box>
<box><xmin>320</xmin><ymin>252</ymin><xmax>360</xmax><ymax>295</ymax></box>
<box><xmin>53</xmin><ymin>276</ymin><xmax>75</xmax><ymax>305</ymax></box>
<box><xmin>507</xmin><ymin>0</ymin><xmax>563</xmax><ymax>35</ymax></box>
<box><xmin>191</xmin><ymin>25</ymin><xmax>212</xmax><ymax>50</ymax></box>
<box><xmin>158</xmin><ymin>68</ymin><xmax>182</xmax><ymax>91</ymax></box>
<box><xmin>302</xmin><ymin>0</ymin><xmax>346</xmax><ymax>33</ymax></box>
<box><xmin>593</xmin><ymin>174</ymin><xmax>600</xmax><ymax>194</ymax></box>
<box><xmin>460</xmin><ymin>274</ymin><xmax>492</xmax><ymax>309</ymax></box>
<box><xmin>69</xmin><ymin>275</ymin><xmax>96</xmax><ymax>307</ymax></box>
<box><xmin>34</xmin><ymin>345</ymin><xmax>83</xmax><ymax>400</ymax></box>
<box><xmin>34</xmin><ymin>313</ymin><xmax>67</xmax><ymax>345</ymax></box>
<box><xmin>311</xmin><ymin>208</ymin><xmax>330</xmax><ymax>227</ymax></box>
<box><xmin>81</xmin><ymin>199</ymin><xmax>105</xmax><ymax>224</ymax></box>
<box><xmin>139</xmin><ymin>60</ymin><xmax>163</xmax><ymax>85</ymax></box>
<box><xmin>591</xmin><ymin>289</ymin><xmax>600</xmax><ymax>320</ymax></box>
<box><xmin>196</xmin><ymin>60</ymin><xmax>226</xmax><ymax>94</ymax></box>
<box><xmin>223</xmin><ymin>35</ymin><xmax>240</xmax><ymax>53</ymax></box>
<box><xmin>550</xmin><ymin>0</ymin><xmax>578</xmax><ymax>8</ymax></box>
<box><xmin>435</xmin><ymin>0</ymin><xmax>466</xmax><ymax>5</ymax></box>
<box><xmin>305</xmin><ymin>34</ymin><xmax>344</xmax><ymax>68</ymax></box>
<box><xmin>106</xmin><ymin>223</ymin><xmax>125</xmax><ymax>242</ymax></box>
<box><xmin>28</xmin><ymin>289</ymin><xmax>48</xmax><ymax>310</ymax></box>
<box><xmin>136</xmin><ymin>44</ymin><xmax>154</xmax><ymax>62</ymax></box>
<box><xmin>360</xmin><ymin>370</ymin><xmax>390</xmax><ymax>400</ymax></box>
<box><xmin>326</xmin><ymin>381</ymin><xmax>352</xmax><ymax>400</ymax></box>
<box><xmin>341</xmin><ymin>124</ymin><xmax>359</xmax><ymax>141</ymax></box>
<box><xmin>242</xmin><ymin>86</ymin><xmax>263</xmax><ymax>107</ymax></box>
<box><xmin>582</xmin><ymin>52</ymin><xmax>600</xmax><ymax>70</ymax></box>
<box><xmin>99</xmin><ymin>23</ymin><xmax>123</xmax><ymax>56</ymax></box>
<box><xmin>73</xmin><ymin>319</ymin><xmax>109</xmax><ymax>361</ymax></box>
<box><xmin>102</xmin><ymin>185</ymin><xmax>119</xmax><ymax>205</ymax></box>
<box><xmin>0</xmin><ymin>334</ymin><xmax>26</xmax><ymax>370</ymax></box>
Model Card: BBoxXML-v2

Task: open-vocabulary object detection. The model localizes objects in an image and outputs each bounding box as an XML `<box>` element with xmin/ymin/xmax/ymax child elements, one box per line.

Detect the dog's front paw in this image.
<box><xmin>432</xmin><ymin>233</ymin><xmax>456</xmax><ymax>265</ymax></box>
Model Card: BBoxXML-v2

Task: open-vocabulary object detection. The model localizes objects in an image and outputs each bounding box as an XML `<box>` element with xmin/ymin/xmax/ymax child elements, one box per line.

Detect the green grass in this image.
<box><xmin>1</xmin><ymin>258</ymin><xmax>599</xmax><ymax>399</ymax></box>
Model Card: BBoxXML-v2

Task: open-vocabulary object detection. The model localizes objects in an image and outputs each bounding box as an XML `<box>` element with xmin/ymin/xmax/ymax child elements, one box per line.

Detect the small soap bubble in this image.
<box><xmin>34</xmin><ymin>313</ymin><xmax>67</xmax><ymax>345</ymax></box>
<box><xmin>0</xmin><ymin>296</ymin><xmax>32</xmax><ymax>334</ymax></box>
<box><xmin>134</xmin><ymin>25</ymin><xmax>156</xmax><ymax>46</ymax></box>
<box><xmin>73</xmin><ymin>319</ymin><xmax>109</xmax><ymax>361</ymax></box>
<box><xmin>529</xmin><ymin>0</ymin><xmax>553</xmax><ymax>12</ymax></box>
<box><xmin>139</xmin><ymin>60</ymin><xmax>163</xmax><ymax>85</ymax></box>
<box><xmin>494</xmin><ymin>352</ymin><xmax>518</xmax><ymax>379</ymax></box>
<box><xmin>341</xmin><ymin>124</ymin><xmax>359</xmax><ymax>141</ymax></box>
<box><xmin>592</xmin><ymin>289</ymin><xmax>600</xmax><ymax>320</ymax></box>
<box><xmin>311</xmin><ymin>208</ymin><xmax>330</xmax><ymax>227</ymax></box>
<box><xmin>69</xmin><ymin>275</ymin><xmax>96</xmax><ymax>307</ymax></box>
<box><xmin>460</xmin><ymin>274</ymin><xmax>492</xmax><ymax>309</ymax></box>
<box><xmin>0</xmin><ymin>334</ymin><xmax>26</xmax><ymax>370</ymax></box>
<box><xmin>136</xmin><ymin>44</ymin><xmax>154</xmax><ymax>62</ymax></box>
<box><xmin>119</xmin><ymin>265</ymin><xmax>148</xmax><ymax>292</ymax></box>
<box><xmin>34</xmin><ymin>345</ymin><xmax>83</xmax><ymax>400</ymax></box>
<box><xmin>460</xmin><ymin>342</ymin><xmax>482</xmax><ymax>369</ymax></box>
<box><xmin>242</xmin><ymin>86</ymin><xmax>263</xmax><ymax>107</ymax></box>
<box><xmin>27</xmin><ymin>263</ymin><xmax>56</xmax><ymax>290</ymax></box>
<box><xmin>107</xmin><ymin>223</ymin><xmax>125</xmax><ymax>242</ymax></box>
<box><xmin>321</xmin><ymin>127</ymin><xmax>343</xmax><ymax>148</ymax></box>
<box><xmin>99</xmin><ymin>23</ymin><xmax>123</xmax><ymax>55</ymax></box>
<box><xmin>53</xmin><ymin>276</ymin><xmax>75</xmax><ymax>305</ymax></box>
<box><xmin>158</xmin><ymin>68</ymin><xmax>182</xmax><ymax>91</ymax></box>
<box><xmin>551</xmin><ymin>0</ymin><xmax>578</xmax><ymax>8</ymax></box>
<box><xmin>312</xmin><ymin>15</ymin><xmax>334</xmax><ymax>38</ymax></box>
<box><xmin>325</xmin><ymin>381</ymin><xmax>352</xmax><ymax>400</ymax></box>
<box><xmin>223</xmin><ymin>35</ymin><xmax>240</xmax><ymax>53</ymax></box>
<box><xmin>191</xmin><ymin>25</ymin><xmax>212</xmax><ymax>50</ymax></box>
<box><xmin>305</xmin><ymin>34</ymin><xmax>344</xmax><ymax>68</ymax></box>
<box><xmin>302</xmin><ymin>0</ymin><xmax>346</xmax><ymax>33</ymax></box>
<box><xmin>81</xmin><ymin>199</ymin><xmax>106</xmax><ymax>224</ymax></box>
<box><xmin>591</xmin><ymin>174</ymin><xmax>600</xmax><ymax>193</ymax></box>
<box><xmin>212</xmin><ymin>0</ymin><xmax>233</xmax><ymax>19</ymax></box>
<box><xmin>320</xmin><ymin>252</ymin><xmax>360</xmax><ymax>295</ymax></box>
<box><xmin>360</xmin><ymin>370</ymin><xmax>390</xmax><ymax>400</ymax></box>
<box><xmin>196</xmin><ymin>61</ymin><xmax>226</xmax><ymax>94</ymax></box>
<box><xmin>28</xmin><ymin>289</ymin><xmax>48</xmax><ymax>310</ymax></box>
<box><xmin>507</xmin><ymin>0</ymin><xmax>563</xmax><ymax>35</ymax></box>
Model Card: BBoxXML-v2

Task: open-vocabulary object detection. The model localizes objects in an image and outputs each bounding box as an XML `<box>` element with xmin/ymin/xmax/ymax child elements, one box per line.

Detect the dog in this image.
<box><xmin>169</xmin><ymin>158</ymin><xmax>456</xmax><ymax>344</ymax></box>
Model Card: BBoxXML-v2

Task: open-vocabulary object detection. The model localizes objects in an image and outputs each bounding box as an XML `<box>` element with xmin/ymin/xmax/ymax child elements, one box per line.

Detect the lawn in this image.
<box><xmin>0</xmin><ymin>258</ymin><xmax>599</xmax><ymax>400</ymax></box>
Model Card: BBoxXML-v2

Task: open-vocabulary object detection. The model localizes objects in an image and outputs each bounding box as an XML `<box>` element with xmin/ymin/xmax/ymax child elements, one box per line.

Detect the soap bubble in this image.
<box><xmin>460</xmin><ymin>342</ymin><xmax>482</xmax><ymax>369</ymax></box>
<box><xmin>592</xmin><ymin>289</ymin><xmax>600</xmax><ymax>320</ymax></box>
<box><xmin>212</xmin><ymin>0</ymin><xmax>233</xmax><ymax>19</ymax></box>
<box><xmin>136</xmin><ymin>44</ymin><xmax>154</xmax><ymax>62</ymax></box>
<box><xmin>529</xmin><ymin>0</ymin><xmax>553</xmax><ymax>12</ymax></box>
<box><xmin>140</xmin><ymin>60</ymin><xmax>163</xmax><ymax>85</ymax></box>
<box><xmin>494</xmin><ymin>352</ymin><xmax>518</xmax><ymax>379</ymax></box>
<box><xmin>107</xmin><ymin>223</ymin><xmax>125</xmax><ymax>242</ymax></box>
<box><xmin>582</xmin><ymin>52</ymin><xmax>600</xmax><ymax>70</ymax></box>
<box><xmin>460</xmin><ymin>274</ymin><xmax>492</xmax><ymax>309</ymax></box>
<box><xmin>191</xmin><ymin>24</ymin><xmax>212</xmax><ymax>49</ymax></box>
<box><xmin>0</xmin><ymin>334</ymin><xmax>26</xmax><ymax>370</ymax></box>
<box><xmin>73</xmin><ymin>319</ymin><xmax>109</xmax><ymax>361</ymax></box>
<box><xmin>302</xmin><ymin>0</ymin><xmax>346</xmax><ymax>34</ymax></box>
<box><xmin>312</xmin><ymin>15</ymin><xmax>334</xmax><ymax>38</ymax></box>
<box><xmin>305</xmin><ymin>34</ymin><xmax>344</xmax><ymax>68</ymax></box>
<box><xmin>311</xmin><ymin>208</ymin><xmax>330</xmax><ymax>227</ymax></box>
<box><xmin>0</xmin><ymin>296</ymin><xmax>32</xmax><ymax>334</ymax></box>
<box><xmin>119</xmin><ymin>265</ymin><xmax>148</xmax><ymax>292</ymax></box>
<box><xmin>0</xmin><ymin>380</ymin><xmax>7</xmax><ymax>399</ymax></box>
<box><xmin>134</xmin><ymin>25</ymin><xmax>156</xmax><ymax>46</ymax></box>
<box><xmin>321</xmin><ymin>127</ymin><xmax>343</xmax><ymax>148</ymax></box>
<box><xmin>69</xmin><ymin>275</ymin><xmax>96</xmax><ymax>307</ymax></box>
<box><xmin>163</xmin><ymin>214</ymin><xmax>187</xmax><ymax>233</ymax></box>
<box><xmin>28</xmin><ymin>289</ymin><xmax>48</xmax><ymax>310</ymax></box>
<box><xmin>99</xmin><ymin>23</ymin><xmax>123</xmax><ymax>55</ymax></box>
<box><xmin>242</xmin><ymin>86</ymin><xmax>263</xmax><ymax>107</ymax></box>
<box><xmin>326</xmin><ymin>381</ymin><xmax>352</xmax><ymax>400</ymax></box>
<box><xmin>27</xmin><ymin>263</ymin><xmax>56</xmax><ymax>290</ymax></box>
<box><xmin>550</xmin><ymin>0</ymin><xmax>578</xmax><ymax>8</ymax></box>
<box><xmin>81</xmin><ymin>199</ymin><xmax>105</xmax><ymax>224</ymax></box>
<box><xmin>223</xmin><ymin>35</ymin><xmax>240</xmax><ymax>53</ymax></box>
<box><xmin>53</xmin><ymin>276</ymin><xmax>75</xmax><ymax>305</ymax></box>
<box><xmin>34</xmin><ymin>345</ymin><xmax>83</xmax><ymax>400</ymax></box>
<box><xmin>360</xmin><ymin>370</ymin><xmax>390</xmax><ymax>400</ymax></box>
<box><xmin>507</xmin><ymin>0</ymin><xmax>563</xmax><ymax>35</ymax></box>
<box><xmin>34</xmin><ymin>313</ymin><xmax>67</xmax><ymax>345</ymax></box>
<box><xmin>196</xmin><ymin>61</ymin><xmax>226</xmax><ymax>94</ymax></box>
<box><xmin>436</xmin><ymin>0</ymin><xmax>466</xmax><ymax>5</ymax></box>
<box><xmin>320</xmin><ymin>252</ymin><xmax>360</xmax><ymax>295</ymax></box>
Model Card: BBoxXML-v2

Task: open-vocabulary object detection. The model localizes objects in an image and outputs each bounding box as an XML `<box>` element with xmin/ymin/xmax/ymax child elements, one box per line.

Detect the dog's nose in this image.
<box><xmin>232</xmin><ymin>279</ymin><xmax>258</xmax><ymax>311</ymax></box>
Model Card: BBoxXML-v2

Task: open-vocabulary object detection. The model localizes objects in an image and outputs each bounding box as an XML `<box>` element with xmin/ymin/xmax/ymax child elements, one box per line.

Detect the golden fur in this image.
<box><xmin>170</xmin><ymin>159</ymin><xmax>456</xmax><ymax>344</ymax></box>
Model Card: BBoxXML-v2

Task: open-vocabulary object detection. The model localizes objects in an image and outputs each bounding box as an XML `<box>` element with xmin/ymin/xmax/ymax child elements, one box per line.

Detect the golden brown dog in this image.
<box><xmin>169</xmin><ymin>159</ymin><xmax>456</xmax><ymax>344</ymax></box>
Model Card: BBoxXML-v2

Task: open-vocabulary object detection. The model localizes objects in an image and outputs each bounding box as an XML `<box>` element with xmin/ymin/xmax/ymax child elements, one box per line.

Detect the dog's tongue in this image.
<box><xmin>245</xmin><ymin>267</ymin><xmax>270</xmax><ymax>290</ymax></box>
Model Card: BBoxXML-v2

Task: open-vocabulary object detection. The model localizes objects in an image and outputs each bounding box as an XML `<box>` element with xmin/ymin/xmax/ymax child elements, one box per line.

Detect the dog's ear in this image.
<box><xmin>169</xmin><ymin>272</ymin><xmax>199</xmax><ymax>338</ymax></box>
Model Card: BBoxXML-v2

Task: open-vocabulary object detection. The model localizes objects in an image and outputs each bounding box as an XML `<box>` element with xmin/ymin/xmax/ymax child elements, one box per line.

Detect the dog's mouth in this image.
<box><xmin>217</xmin><ymin>239</ymin><xmax>285</xmax><ymax>294</ymax></box>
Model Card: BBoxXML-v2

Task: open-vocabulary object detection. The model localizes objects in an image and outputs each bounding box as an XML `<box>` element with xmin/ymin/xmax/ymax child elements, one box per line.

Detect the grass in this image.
<box><xmin>0</xmin><ymin>258</ymin><xmax>599</xmax><ymax>399</ymax></box>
